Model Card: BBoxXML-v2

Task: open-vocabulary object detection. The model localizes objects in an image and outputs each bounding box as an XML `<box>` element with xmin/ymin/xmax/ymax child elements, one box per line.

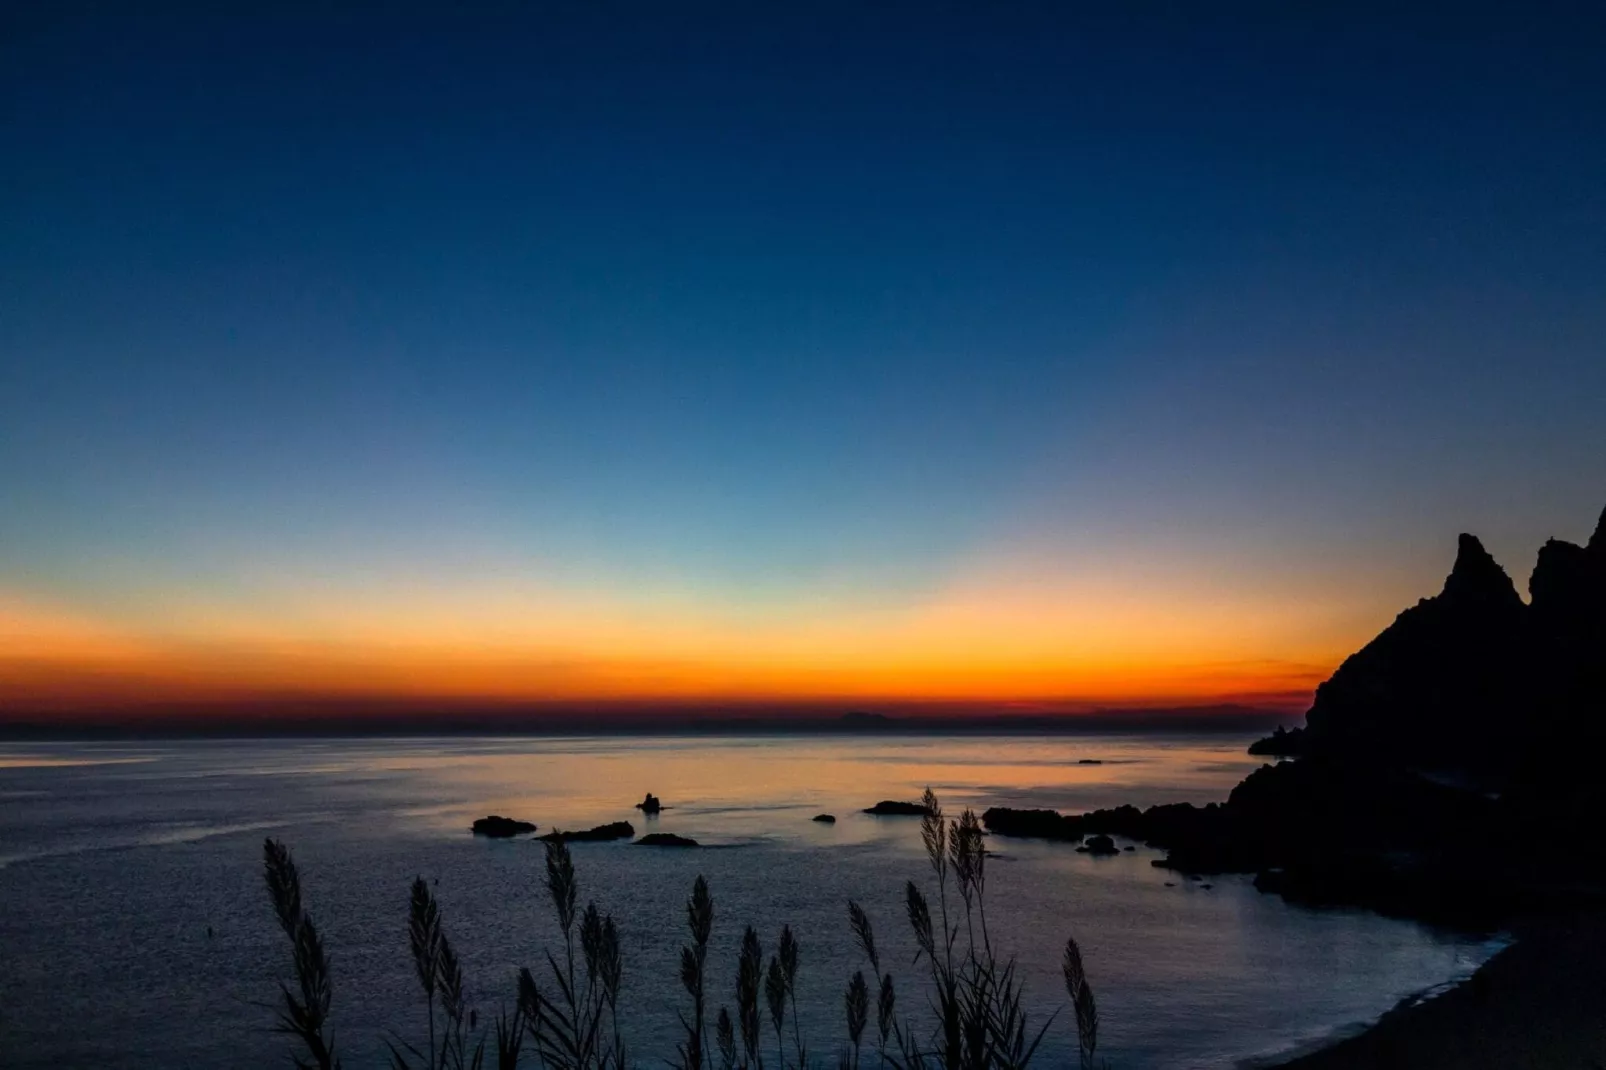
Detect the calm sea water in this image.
<box><xmin>0</xmin><ymin>734</ymin><xmax>1501</xmax><ymax>1069</ymax></box>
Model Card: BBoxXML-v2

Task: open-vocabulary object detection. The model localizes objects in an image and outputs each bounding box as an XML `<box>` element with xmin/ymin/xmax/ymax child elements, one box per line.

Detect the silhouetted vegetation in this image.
<box><xmin>262</xmin><ymin>838</ymin><xmax>340</xmax><ymax>1070</ymax></box>
<box><xmin>260</xmin><ymin>790</ymin><xmax>1101</xmax><ymax>1069</ymax></box>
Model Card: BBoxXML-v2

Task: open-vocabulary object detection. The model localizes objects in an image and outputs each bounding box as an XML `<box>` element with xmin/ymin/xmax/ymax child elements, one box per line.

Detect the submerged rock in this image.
<box><xmin>863</xmin><ymin>800</ymin><xmax>930</xmax><ymax>816</ymax></box>
<box><xmin>471</xmin><ymin>815</ymin><xmax>537</xmax><ymax>838</ymax></box>
<box><xmin>541</xmin><ymin>821</ymin><xmax>635</xmax><ymax>843</ymax></box>
<box><xmin>812</xmin><ymin>813</ymin><xmax>837</xmax><ymax>823</ymax></box>
<box><xmin>636</xmin><ymin>833</ymin><xmax>698</xmax><ymax>847</ymax></box>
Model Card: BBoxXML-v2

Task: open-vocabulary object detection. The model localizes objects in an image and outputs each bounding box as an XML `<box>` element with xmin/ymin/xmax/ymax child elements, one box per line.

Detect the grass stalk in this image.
<box><xmin>262</xmin><ymin>838</ymin><xmax>341</xmax><ymax>1070</ymax></box>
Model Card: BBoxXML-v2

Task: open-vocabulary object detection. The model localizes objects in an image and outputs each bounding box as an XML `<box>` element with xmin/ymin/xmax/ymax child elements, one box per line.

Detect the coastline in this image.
<box><xmin>1266</xmin><ymin>911</ymin><xmax>1606</xmax><ymax>1069</ymax></box>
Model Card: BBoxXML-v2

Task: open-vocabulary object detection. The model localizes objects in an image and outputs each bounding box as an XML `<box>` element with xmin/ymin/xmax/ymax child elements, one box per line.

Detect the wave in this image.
<box><xmin>0</xmin><ymin>819</ymin><xmax>290</xmax><ymax>870</ymax></box>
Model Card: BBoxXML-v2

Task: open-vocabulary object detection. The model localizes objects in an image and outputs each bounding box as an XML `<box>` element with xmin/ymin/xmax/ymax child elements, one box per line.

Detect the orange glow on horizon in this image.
<box><xmin>0</xmin><ymin>582</ymin><xmax>1343</xmax><ymax>715</ymax></box>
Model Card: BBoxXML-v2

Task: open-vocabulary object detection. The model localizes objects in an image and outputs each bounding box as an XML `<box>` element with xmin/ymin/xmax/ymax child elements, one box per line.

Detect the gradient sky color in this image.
<box><xmin>2</xmin><ymin>5</ymin><xmax>1603</xmax><ymax>715</ymax></box>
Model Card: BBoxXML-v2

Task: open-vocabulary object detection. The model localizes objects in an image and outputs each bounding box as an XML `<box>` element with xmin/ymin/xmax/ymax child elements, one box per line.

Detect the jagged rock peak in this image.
<box><xmin>1530</xmin><ymin>537</ymin><xmax>1584</xmax><ymax>599</ymax></box>
<box><xmin>1442</xmin><ymin>533</ymin><xmax>1522</xmax><ymax>609</ymax></box>
<box><xmin>1589</xmin><ymin>503</ymin><xmax>1606</xmax><ymax>553</ymax></box>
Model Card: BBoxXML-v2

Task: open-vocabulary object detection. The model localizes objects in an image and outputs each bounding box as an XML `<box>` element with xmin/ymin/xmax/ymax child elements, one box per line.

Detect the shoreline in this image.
<box><xmin>1240</xmin><ymin>937</ymin><xmax>1509</xmax><ymax>1069</ymax></box>
<box><xmin>1266</xmin><ymin>911</ymin><xmax>1606</xmax><ymax>1069</ymax></box>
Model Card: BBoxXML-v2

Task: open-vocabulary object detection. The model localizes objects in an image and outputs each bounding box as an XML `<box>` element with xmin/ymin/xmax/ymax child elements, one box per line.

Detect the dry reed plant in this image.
<box><xmin>517</xmin><ymin>839</ymin><xmax>628</xmax><ymax>1070</ymax></box>
<box><xmin>842</xmin><ymin>788</ymin><xmax>1093</xmax><ymax>1070</ymax></box>
<box><xmin>1061</xmin><ymin>939</ymin><xmax>1099</xmax><ymax>1070</ymax></box>
<box><xmin>385</xmin><ymin>876</ymin><xmax>502</xmax><ymax>1070</ymax></box>
<box><xmin>262</xmin><ymin>838</ymin><xmax>340</xmax><ymax>1070</ymax></box>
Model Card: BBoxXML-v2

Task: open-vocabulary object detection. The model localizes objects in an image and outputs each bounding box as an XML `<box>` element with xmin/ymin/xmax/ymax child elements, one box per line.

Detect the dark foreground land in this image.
<box><xmin>987</xmin><ymin>503</ymin><xmax>1606</xmax><ymax>1066</ymax></box>
<box><xmin>1272</xmin><ymin>911</ymin><xmax>1606</xmax><ymax>1070</ymax></box>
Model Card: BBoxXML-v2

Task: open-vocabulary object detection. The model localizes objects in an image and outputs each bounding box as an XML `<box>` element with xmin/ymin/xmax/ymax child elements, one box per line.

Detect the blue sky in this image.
<box><xmin>2</xmin><ymin>4</ymin><xmax>1603</xmax><ymax>707</ymax></box>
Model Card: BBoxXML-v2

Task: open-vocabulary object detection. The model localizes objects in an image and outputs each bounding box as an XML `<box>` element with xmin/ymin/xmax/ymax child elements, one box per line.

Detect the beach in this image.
<box><xmin>1275</xmin><ymin>912</ymin><xmax>1606</xmax><ymax>1069</ymax></box>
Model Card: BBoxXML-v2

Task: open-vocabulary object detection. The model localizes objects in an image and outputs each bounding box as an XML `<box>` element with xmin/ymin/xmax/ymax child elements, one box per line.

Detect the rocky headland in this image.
<box><xmin>987</xmin><ymin>503</ymin><xmax>1606</xmax><ymax>928</ymax></box>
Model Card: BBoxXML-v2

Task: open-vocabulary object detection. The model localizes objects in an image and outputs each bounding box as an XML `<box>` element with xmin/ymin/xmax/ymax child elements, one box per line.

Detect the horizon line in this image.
<box><xmin>0</xmin><ymin>701</ymin><xmax>1301</xmax><ymax>740</ymax></box>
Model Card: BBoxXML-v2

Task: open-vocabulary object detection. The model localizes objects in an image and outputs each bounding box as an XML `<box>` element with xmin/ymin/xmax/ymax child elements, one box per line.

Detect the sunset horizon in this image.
<box><xmin>5</xmin><ymin>509</ymin><xmax>1597</xmax><ymax>720</ymax></box>
<box><xmin>8</xmin><ymin>8</ymin><xmax>1602</xmax><ymax>733</ymax></box>
<box><xmin>5</xmin><ymin>8</ymin><xmax>1605</xmax><ymax>1068</ymax></box>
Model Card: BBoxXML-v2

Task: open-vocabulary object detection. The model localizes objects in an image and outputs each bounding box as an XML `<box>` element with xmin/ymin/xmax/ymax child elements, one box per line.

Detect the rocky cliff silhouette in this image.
<box><xmin>1289</xmin><ymin>505</ymin><xmax>1606</xmax><ymax>777</ymax></box>
<box><xmin>988</xmin><ymin>502</ymin><xmax>1606</xmax><ymax>926</ymax></box>
<box><xmin>1527</xmin><ymin>506</ymin><xmax>1606</xmax><ymax>735</ymax></box>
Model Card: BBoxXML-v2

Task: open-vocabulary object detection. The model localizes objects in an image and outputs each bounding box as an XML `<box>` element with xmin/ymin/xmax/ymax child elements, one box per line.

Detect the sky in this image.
<box><xmin>2</xmin><ymin>4</ymin><xmax>1603</xmax><ymax>718</ymax></box>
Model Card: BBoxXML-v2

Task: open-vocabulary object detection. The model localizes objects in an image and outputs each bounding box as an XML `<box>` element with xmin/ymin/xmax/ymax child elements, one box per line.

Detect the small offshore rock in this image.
<box><xmin>812</xmin><ymin>813</ymin><xmax>837</xmax><ymax>823</ymax></box>
<box><xmin>636</xmin><ymin>793</ymin><xmax>663</xmax><ymax>814</ymax></box>
<box><xmin>1077</xmin><ymin>834</ymin><xmax>1119</xmax><ymax>856</ymax></box>
<box><xmin>636</xmin><ymin>833</ymin><xmax>698</xmax><ymax>847</ymax></box>
<box><xmin>471</xmin><ymin>815</ymin><xmax>537</xmax><ymax>838</ymax></box>
<box><xmin>863</xmin><ymin>800</ymin><xmax>930</xmax><ymax>816</ymax></box>
<box><xmin>541</xmin><ymin>821</ymin><xmax>635</xmax><ymax>843</ymax></box>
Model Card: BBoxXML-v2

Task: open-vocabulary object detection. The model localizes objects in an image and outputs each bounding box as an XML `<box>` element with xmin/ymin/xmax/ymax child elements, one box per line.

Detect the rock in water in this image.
<box><xmin>541</xmin><ymin>821</ymin><xmax>634</xmax><ymax>843</ymax></box>
<box><xmin>471</xmin><ymin>815</ymin><xmax>537</xmax><ymax>838</ymax></box>
<box><xmin>1077</xmin><ymin>834</ymin><xmax>1119</xmax><ymax>856</ymax></box>
<box><xmin>863</xmin><ymin>800</ymin><xmax>930</xmax><ymax>816</ymax></box>
<box><xmin>636</xmin><ymin>793</ymin><xmax>663</xmax><ymax>814</ymax></box>
<box><xmin>981</xmin><ymin>808</ymin><xmax>1085</xmax><ymax>841</ymax></box>
<box><xmin>812</xmin><ymin>813</ymin><xmax>837</xmax><ymax>823</ymax></box>
<box><xmin>636</xmin><ymin>833</ymin><xmax>699</xmax><ymax>847</ymax></box>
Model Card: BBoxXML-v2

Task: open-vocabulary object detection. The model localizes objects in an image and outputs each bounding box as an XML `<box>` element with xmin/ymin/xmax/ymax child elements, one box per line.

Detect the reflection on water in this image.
<box><xmin>0</xmin><ymin>735</ymin><xmax>1500</xmax><ymax>1069</ymax></box>
<box><xmin>0</xmin><ymin>754</ymin><xmax>156</xmax><ymax>768</ymax></box>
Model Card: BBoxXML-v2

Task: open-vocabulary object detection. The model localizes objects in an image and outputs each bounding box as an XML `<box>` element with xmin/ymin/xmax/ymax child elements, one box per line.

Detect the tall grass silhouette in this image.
<box><xmin>260</xmin><ymin>791</ymin><xmax>1101</xmax><ymax>1069</ymax></box>
<box><xmin>262</xmin><ymin>838</ymin><xmax>340</xmax><ymax>1070</ymax></box>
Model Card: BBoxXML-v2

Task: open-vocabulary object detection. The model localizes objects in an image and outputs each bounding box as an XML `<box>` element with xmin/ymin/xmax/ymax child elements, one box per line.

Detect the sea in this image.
<box><xmin>0</xmin><ymin>733</ymin><xmax>1504</xmax><ymax>1069</ymax></box>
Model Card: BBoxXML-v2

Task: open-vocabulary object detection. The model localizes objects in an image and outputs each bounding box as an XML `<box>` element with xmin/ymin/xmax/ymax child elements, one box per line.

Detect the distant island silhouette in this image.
<box><xmin>989</xmin><ymin>502</ymin><xmax>1606</xmax><ymax>927</ymax></box>
<box><xmin>0</xmin><ymin>702</ymin><xmax>1294</xmax><ymax>739</ymax></box>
